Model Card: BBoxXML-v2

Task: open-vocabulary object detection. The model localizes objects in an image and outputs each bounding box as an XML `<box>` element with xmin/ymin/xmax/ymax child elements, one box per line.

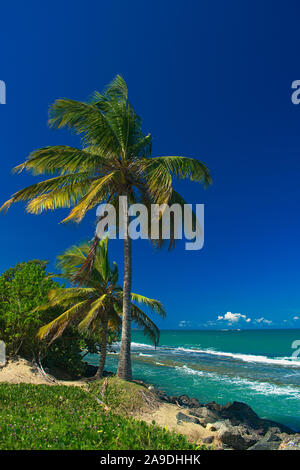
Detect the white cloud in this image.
<box><xmin>254</xmin><ymin>317</ymin><xmax>272</xmax><ymax>325</ymax></box>
<box><xmin>293</xmin><ymin>316</ymin><xmax>299</xmax><ymax>321</ymax></box>
<box><xmin>217</xmin><ymin>312</ymin><xmax>252</xmax><ymax>324</ymax></box>
<box><xmin>179</xmin><ymin>320</ymin><xmax>192</xmax><ymax>328</ymax></box>
<box><xmin>203</xmin><ymin>320</ymin><xmax>217</xmax><ymax>327</ymax></box>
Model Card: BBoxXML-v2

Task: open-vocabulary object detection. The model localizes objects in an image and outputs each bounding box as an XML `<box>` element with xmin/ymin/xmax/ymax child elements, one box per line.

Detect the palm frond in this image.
<box><xmin>131</xmin><ymin>304</ymin><xmax>160</xmax><ymax>346</ymax></box>
<box><xmin>61</xmin><ymin>171</ymin><xmax>119</xmax><ymax>223</ymax></box>
<box><xmin>26</xmin><ymin>181</ymin><xmax>91</xmax><ymax>214</ymax></box>
<box><xmin>129</xmin><ymin>134</ymin><xmax>152</xmax><ymax>158</ymax></box>
<box><xmin>147</xmin><ymin>156</ymin><xmax>212</xmax><ymax>188</ymax></box>
<box><xmin>131</xmin><ymin>293</ymin><xmax>166</xmax><ymax>317</ymax></box>
<box><xmin>104</xmin><ymin>74</ymin><xmax>129</xmax><ymax>100</ymax></box>
<box><xmin>0</xmin><ymin>173</ymin><xmax>91</xmax><ymax>214</ymax></box>
<box><xmin>47</xmin><ymin>287</ymin><xmax>96</xmax><ymax>305</ymax></box>
<box><xmin>48</xmin><ymin>98</ymin><xmax>123</xmax><ymax>154</ymax></box>
<box><xmin>37</xmin><ymin>299</ymin><xmax>91</xmax><ymax>344</ymax></box>
<box><xmin>13</xmin><ymin>146</ymin><xmax>110</xmax><ymax>176</ymax></box>
<box><xmin>77</xmin><ymin>295</ymin><xmax>107</xmax><ymax>331</ymax></box>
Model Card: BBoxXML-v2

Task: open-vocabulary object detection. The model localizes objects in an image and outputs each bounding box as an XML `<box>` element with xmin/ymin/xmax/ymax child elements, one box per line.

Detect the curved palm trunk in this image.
<box><xmin>95</xmin><ymin>310</ymin><xmax>109</xmax><ymax>379</ymax></box>
<box><xmin>117</xmin><ymin>199</ymin><xmax>132</xmax><ymax>380</ymax></box>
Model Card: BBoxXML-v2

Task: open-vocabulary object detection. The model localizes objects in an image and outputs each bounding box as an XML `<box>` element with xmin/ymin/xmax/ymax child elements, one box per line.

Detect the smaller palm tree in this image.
<box><xmin>37</xmin><ymin>238</ymin><xmax>165</xmax><ymax>378</ymax></box>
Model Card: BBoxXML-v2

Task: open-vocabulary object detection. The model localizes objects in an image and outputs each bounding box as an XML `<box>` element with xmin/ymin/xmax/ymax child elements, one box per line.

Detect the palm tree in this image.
<box><xmin>37</xmin><ymin>238</ymin><xmax>165</xmax><ymax>378</ymax></box>
<box><xmin>1</xmin><ymin>75</ymin><xmax>211</xmax><ymax>380</ymax></box>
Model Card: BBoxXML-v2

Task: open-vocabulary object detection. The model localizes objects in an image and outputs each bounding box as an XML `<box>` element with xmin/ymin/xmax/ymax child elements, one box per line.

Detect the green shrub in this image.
<box><xmin>0</xmin><ymin>260</ymin><xmax>119</xmax><ymax>377</ymax></box>
<box><xmin>0</xmin><ymin>260</ymin><xmax>60</xmax><ymax>357</ymax></box>
<box><xmin>0</xmin><ymin>383</ymin><xmax>199</xmax><ymax>450</ymax></box>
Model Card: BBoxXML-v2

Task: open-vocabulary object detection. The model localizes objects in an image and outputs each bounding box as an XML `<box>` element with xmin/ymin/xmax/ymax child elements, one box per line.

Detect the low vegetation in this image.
<box><xmin>0</xmin><ymin>382</ymin><xmax>199</xmax><ymax>450</ymax></box>
<box><xmin>88</xmin><ymin>377</ymin><xmax>160</xmax><ymax>416</ymax></box>
<box><xmin>0</xmin><ymin>259</ymin><xmax>119</xmax><ymax>378</ymax></box>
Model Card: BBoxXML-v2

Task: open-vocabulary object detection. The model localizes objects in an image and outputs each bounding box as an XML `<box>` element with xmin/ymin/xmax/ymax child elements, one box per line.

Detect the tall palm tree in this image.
<box><xmin>37</xmin><ymin>238</ymin><xmax>165</xmax><ymax>378</ymax></box>
<box><xmin>1</xmin><ymin>75</ymin><xmax>211</xmax><ymax>380</ymax></box>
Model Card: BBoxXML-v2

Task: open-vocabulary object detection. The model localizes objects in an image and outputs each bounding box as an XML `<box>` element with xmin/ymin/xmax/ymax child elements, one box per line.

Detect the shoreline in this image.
<box><xmin>88</xmin><ymin>363</ymin><xmax>300</xmax><ymax>450</ymax></box>
<box><xmin>134</xmin><ymin>381</ymin><xmax>300</xmax><ymax>450</ymax></box>
<box><xmin>1</xmin><ymin>357</ymin><xmax>300</xmax><ymax>450</ymax></box>
<box><xmin>106</xmin><ymin>330</ymin><xmax>300</xmax><ymax>431</ymax></box>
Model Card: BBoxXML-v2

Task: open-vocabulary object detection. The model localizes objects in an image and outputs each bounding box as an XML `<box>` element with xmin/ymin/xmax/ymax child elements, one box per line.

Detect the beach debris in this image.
<box><xmin>0</xmin><ymin>341</ymin><xmax>6</xmax><ymax>366</ymax></box>
<box><xmin>99</xmin><ymin>378</ymin><xmax>108</xmax><ymax>397</ymax></box>
<box><xmin>140</xmin><ymin>390</ymin><xmax>160</xmax><ymax>410</ymax></box>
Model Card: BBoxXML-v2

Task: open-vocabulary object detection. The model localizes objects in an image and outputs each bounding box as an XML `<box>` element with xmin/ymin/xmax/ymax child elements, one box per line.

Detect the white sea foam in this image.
<box><xmin>131</xmin><ymin>342</ymin><xmax>155</xmax><ymax>350</ymax></box>
<box><xmin>174</xmin><ymin>365</ymin><xmax>300</xmax><ymax>398</ymax></box>
<box><xmin>173</xmin><ymin>347</ymin><xmax>300</xmax><ymax>367</ymax></box>
<box><xmin>113</xmin><ymin>341</ymin><xmax>300</xmax><ymax>368</ymax></box>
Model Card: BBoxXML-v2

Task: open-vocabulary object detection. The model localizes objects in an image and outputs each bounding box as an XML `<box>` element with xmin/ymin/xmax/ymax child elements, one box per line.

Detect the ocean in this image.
<box><xmin>87</xmin><ymin>329</ymin><xmax>300</xmax><ymax>431</ymax></box>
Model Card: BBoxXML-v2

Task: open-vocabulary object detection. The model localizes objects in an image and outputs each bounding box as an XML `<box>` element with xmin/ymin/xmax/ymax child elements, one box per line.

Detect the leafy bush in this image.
<box><xmin>0</xmin><ymin>260</ymin><xmax>60</xmax><ymax>357</ymax></box>
<box><xmin>0</xmin><ymin>383</ymin><xmax>199</xmax><ymax>450</ymax></box>
<box><xmin>44</xmin><ymin>328</ymin><xmax>119</xmax><ymax>378</ymax></box>
<box><xmin>44</xmin><ymin>328</ymin><xmax>96</xmax><ymax>377</ymax></box>
<box><xmin>0</xmin><ymin>260</ymin><xmax>119</xmax><ymax>377</ymax></box>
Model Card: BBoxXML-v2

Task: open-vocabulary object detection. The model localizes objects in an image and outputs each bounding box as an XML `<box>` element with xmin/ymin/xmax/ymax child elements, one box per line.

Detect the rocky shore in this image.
<box><xmin>147</xmin><ymin>387</ymin><xmax>300</xmax><ymax>450</ymax></box>
<box><xmin>2</xmin><ymin>359</ymin><xmax>299</xmax><ymax>450</ymax></box>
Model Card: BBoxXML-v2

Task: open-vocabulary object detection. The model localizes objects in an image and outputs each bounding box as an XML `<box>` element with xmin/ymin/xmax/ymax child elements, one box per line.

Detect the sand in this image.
<box><xmin>136</xmin><ymin>402</ymin><xmax>223</xmax><ymax>448</ymax></box>
<box><xmin>0</xmin><ymin>357</ymin><xmax>86</xmax><ymax>387</ymax></box>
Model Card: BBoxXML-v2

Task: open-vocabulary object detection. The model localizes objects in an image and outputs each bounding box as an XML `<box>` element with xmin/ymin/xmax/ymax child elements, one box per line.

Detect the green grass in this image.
<box><xmin>0</xmin><ymin>382</ymin><xmax>200</xmax><ymax>450</ymax></box>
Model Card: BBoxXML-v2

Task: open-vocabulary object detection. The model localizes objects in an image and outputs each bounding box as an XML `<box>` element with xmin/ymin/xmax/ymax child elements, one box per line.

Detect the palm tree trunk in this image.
<box><xmin>95</xmin><ymin>310</ymin><xmax>109</xmax><ymax>379</ymax></box>
<box><xmin>117</xmin><ymin>197</ymin><xmax>132</xmax><ymax>380</ymax></box>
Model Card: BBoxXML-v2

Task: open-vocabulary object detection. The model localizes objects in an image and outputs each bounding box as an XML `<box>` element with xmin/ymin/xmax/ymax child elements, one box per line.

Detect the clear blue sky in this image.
<box><xmin>1</xmin><ymin>0</ymin><xmax>300</xmax><ymax>329</ymax></box>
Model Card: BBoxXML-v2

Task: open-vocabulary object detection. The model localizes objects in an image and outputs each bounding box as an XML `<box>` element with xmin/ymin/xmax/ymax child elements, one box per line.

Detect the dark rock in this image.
<box><xmin>103</xmin><ymin>370</ymin><xmax>114</xmax><ymax>377</ymax></box>
<box><xmin>264</xmin><ymin>430</ymin><xmax>282</xmax><ymax>442</ymax></box>
<box><xmin>278</xmin><ymin>435</ymin><xmax>300</xmax><ymax>450</ymax></box>
<box><xmin>83</xmin><ymin>364</ymin><xmax>115</xmax><ymax>378</ymax></box>
<box><xmin>220</xmin><ymin>401</ymin><xmax>261</xmax><ymax>429</ymax></box>
<box><xmin>202</xmin><ymin>436</ymin><xmax>214</xmax><ymax>444</ymax></box>
<box><xmin>149</xmin><ymin>387</ymin><xmax>170</xmax><ymax>401</ymax></box>
<box><xmin>160</xmin><ymin>394</ymin><xmax>170</xmax><ymax>402</ymax></box>
<box><xmin>215</xmin><ymin>420</ymin><xmax>259</xmax><ymax>450</ymax></box>
<box><xmin>260</xmin><ymin>419</ymin><xmax>294</xmax><ymax>435</ymax></box>
<box><xmin>176</xmin><ymin>412</ymin><xmax>202</xmax><ymax>425</ymax></box>
<box><xmin>205</xmin><ymin>401</ymin><xmax>223</xmax><ymax>413</ymax></box>
<box><xmin>248</xmin><ymin>429</ymin><xmax>283</xmax><ymax>450</ymax></box>
<box><xmin>216</xmin><ymin>401</ymin><xmax>294</xmax><ymax>435</ymax></box>
<box><xmin>175</xmin><ymin>395</ymin><xmax>200</xmax><ymax>408</ymax></box>
<box><xmin>189</xmin><ymin>407</ymin><xmax>220</xmax><ymax>425</ymax></box>
<box><xmin>248</xmin><ymin>440</ymin><xmax>281</xmax><ymax>450</ymax></box>
<box><xmin>168</xmin><ymin>396</ymin><xmax>177</xmax><ymax>404</ymax></box>
<box><xmin>141</xmin><ymin>386</ymin><xmax>298</xmax><ymax>448</ymax></box>
<box><xmin>207</xmin><ymin>425</ymin><xmax>217</xmax><ymax>432</ymax></box>
<box><xmin>83</xmin><ymin>364</ymin><xmax>98</xmax><ymax>377</ymax></box>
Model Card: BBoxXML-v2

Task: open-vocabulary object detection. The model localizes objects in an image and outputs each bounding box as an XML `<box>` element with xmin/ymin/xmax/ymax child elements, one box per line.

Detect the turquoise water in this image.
<box><xmin>87</xmin><ymin>329</ymin><xmax>300</xmax><ymax>430</ymax></box>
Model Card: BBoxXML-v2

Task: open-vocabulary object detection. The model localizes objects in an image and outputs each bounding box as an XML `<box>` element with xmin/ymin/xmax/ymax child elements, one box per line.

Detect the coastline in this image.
<box><xmin>101</xmin><ymin>330</ymin><xmax>300</xmax><ymax>431</ymax></box>
<box><xmin>141</xmin><ymin>384</ymin><xmax>300</xmax><ymax>450</ymax></box>
<box><xmin>2</xmin><ymin>358</ymin><xmax>300</xmax><ymax>450</ymax></box>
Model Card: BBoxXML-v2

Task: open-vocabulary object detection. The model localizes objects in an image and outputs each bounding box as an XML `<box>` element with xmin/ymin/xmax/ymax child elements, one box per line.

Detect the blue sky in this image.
<box><xmin>1</xmin><ymin>0</ymin><xmax>300</xmax><ymax>329</ymax></box>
